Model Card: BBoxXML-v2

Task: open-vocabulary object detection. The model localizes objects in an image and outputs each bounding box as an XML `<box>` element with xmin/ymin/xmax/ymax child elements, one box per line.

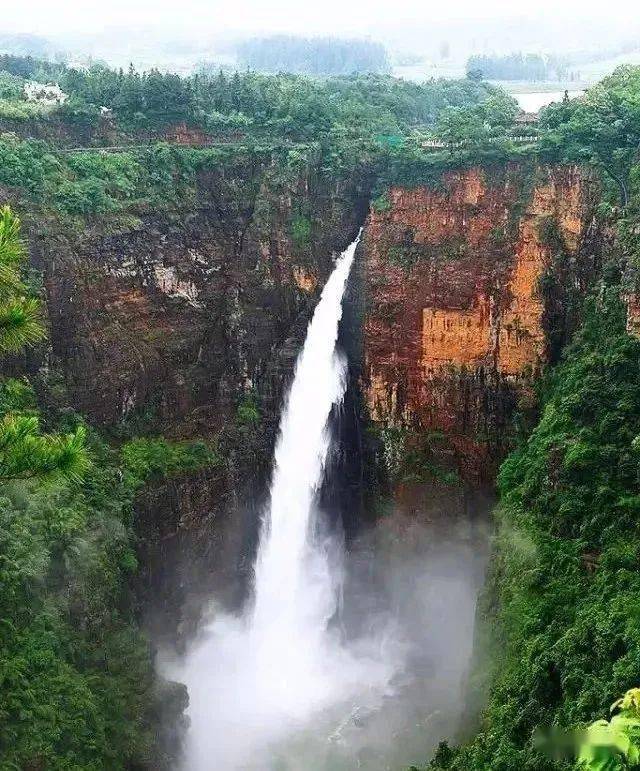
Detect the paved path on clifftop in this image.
<box><xmin>420</xmin><ymin>135</ymin><xmax>540</xmax><ymax>148</ymax></box>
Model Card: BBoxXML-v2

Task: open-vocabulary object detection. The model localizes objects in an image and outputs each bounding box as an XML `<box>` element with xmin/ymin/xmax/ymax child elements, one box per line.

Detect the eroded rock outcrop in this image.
<box><xmin>38</xmin><ymin>158</ymin><xmax>369</xmax><ymax>428</ymax></box>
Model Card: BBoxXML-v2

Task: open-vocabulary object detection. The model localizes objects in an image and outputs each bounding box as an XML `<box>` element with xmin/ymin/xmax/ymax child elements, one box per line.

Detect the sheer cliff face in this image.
<box><xmin>31</xmin><ymin>157</ymin><xmax>598</xmax><ymax>636</ymax></box>
<box><xmin>39</xmin><ymin>156</ymin><xmax>369</xmax><ymax>430</ymax></box>
<box><xmin>362</xmin><ymin>165</ymin><xmax>597</xmax><ymax>483</ymax></box>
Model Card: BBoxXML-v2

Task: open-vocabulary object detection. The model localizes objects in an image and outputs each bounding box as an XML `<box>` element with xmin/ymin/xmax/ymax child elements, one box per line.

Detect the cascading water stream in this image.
<box><xmin>171</xmin><ymin>231</ymin><xmax>491</xmax><ymax>770</ymax></box>
<box><xmin>250</xmin><ymin>230</ymin><xmax>359</xmax><ymax>676</ymax></box>
<box><xmin>178</xmin><ymin>232</ymin><xmax>396</xmax><ymax>770</ymax></box>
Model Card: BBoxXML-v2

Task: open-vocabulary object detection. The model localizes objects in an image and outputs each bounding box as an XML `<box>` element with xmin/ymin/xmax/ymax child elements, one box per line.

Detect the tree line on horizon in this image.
<box><xmin>466</xmin><ymin>52</ymin><xmax>574</xmax><ymax>82</ymax></box>
<box><xmin>235</xmin><ymin>35</ymin><xmax>391</xmax><ymax>77</ymax></box>
<box><xmin>0</xmin><ymin>53</ymin><xmax>504</xmax><ymax>140</ymax></box>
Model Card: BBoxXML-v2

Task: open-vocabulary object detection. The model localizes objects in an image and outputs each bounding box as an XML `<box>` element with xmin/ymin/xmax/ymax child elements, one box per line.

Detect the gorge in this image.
<box><xmin>174</xmin><ymin>234</ymin><xmax>403</xmax><ymax>769</ymax></box>
<box><xmin>168</xmin><ymin>231</ymin><xmax>490</xmax><ymax>770</ymax></box>
<box><xmin>35</xmin><ymin>156</ymin><xmax>599</xmax><ymax>767</ymax></box>
<box><xmin>3</xmin><ymin>58</ymin><xmax>640</xmax><ymax>771</ymax></box>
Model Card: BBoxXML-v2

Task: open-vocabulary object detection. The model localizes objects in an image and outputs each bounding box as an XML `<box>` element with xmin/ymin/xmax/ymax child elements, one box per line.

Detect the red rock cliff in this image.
<box><xmin>361</xmin><ymin>164</ymin><xmax>596</xmax><ymax>484</ymax></box>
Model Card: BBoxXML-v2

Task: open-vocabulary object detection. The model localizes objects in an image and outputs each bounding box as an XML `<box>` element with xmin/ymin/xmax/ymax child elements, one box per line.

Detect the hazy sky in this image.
<box><xmin>4</xmin><ymin>0</ymin><xmax>636</xmax><ymax>38</ymax></box>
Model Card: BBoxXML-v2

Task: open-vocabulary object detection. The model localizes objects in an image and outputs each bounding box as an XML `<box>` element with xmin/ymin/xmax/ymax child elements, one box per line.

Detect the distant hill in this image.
<box><xmin>0</xmin><ymin>32</ymin><xmax>60</xmax><ymax>59</ymax></box>
<box><xmin>575</xmin><ymin>48</ymin><xmax>640</xmax><ymax>80</ymax></box>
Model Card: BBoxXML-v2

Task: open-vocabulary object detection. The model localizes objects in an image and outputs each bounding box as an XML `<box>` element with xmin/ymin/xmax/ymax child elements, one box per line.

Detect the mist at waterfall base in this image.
<box><xmin>172</xmin><ymin>237</ymin><xmax>489</xmax><ymax>770</ymax></box>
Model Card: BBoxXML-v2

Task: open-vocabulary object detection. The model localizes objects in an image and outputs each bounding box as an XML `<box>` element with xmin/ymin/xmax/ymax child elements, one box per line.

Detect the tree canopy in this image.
<box><xmin>466</xmin><ymin>53</ymin><xmax>570</xmax><ymax>82</ymax></box>
<box><xmin>540</xmin><ymin>66</ymin><xmax>640</xmax><ymax>207</ymax></box>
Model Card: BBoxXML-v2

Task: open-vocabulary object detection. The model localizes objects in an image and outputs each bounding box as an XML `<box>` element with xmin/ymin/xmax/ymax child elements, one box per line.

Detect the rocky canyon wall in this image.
<box><xmin>23</xmin><ymin>156</ymin><xmax>602</xmax><ymax>639</ymax></box>
<box><xmin>26</xmin><ymin>148</ymin><xmax>372</xmax><ymax>642</ymax></box>
<box><xmin>360</xmin><ymin>163</ymin><xmax>601</xmax><ymax>489</ymax></box>
<box><xmin>37</xmin><ymin>155</ymin><xmax>368</xmax><ymax>429</ymax></box>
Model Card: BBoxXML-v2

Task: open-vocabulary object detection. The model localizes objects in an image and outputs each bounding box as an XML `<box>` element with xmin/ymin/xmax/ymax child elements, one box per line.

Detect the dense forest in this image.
<box><xmin>0</xmin><ymin>57</ymin><xmax>507</xmax><ymax>140</ymax></box>
<box><xmin>426</xmin><ymin>65</ymin><xmax>640</xmax><ymax>771</ymax></box>
<box><xmin>236</xmin><ymin>35</ymin><xmax>390</xmax><ymax>76</ymax></box>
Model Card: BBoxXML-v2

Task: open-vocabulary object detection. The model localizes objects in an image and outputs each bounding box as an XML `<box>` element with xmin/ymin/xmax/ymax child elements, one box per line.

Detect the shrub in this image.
<box><xmin>371</xmin><ymin>191</ymin><xmax>391</xmax><ymax>213</ymax></box>
<box><xmin>291</xmin><ymin>213</ymin><xmax>312</xmax><ymax>249</ymax></box>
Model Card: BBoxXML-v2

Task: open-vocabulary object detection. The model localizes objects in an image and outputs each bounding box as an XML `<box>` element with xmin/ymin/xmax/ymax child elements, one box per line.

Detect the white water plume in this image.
<box><xmin>177</xmin><ymin>232</ymin><xmax>400</xmax><ymax>770</ymax></box>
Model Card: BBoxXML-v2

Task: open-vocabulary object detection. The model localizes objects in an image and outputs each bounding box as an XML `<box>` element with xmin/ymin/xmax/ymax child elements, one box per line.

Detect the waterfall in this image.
<box><xmin>250</xmin><ymin>230</ymin><xmax>359</xmax><ymax>656</ymax></box>
<box><xmin>178</xmin><ymin>232</ymin><xmax>395</xmax><ymax>770</ymax></box>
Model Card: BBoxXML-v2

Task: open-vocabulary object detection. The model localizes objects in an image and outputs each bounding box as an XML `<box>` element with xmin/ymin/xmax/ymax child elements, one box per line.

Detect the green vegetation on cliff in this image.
<box><xmin>428</xmin><ymin>292</ymin><xmax>640</xmax><ymax>770</ymax></box>
<box><xmin>540</xmin><ymin>66</ymin><xmax>640</xmax><ymax>208</ymax></box>
<box><xmin>418</xmin><ymin>65</ymin><xmax>640</xmax><ymax>771</ymax></box>
<box><xmin>0</xmin><ymin>134</ymin><xmax>251</xmax><ymax>217</ymax></box>
<box><xmin>0</xmin><ymin>205</ymin><xmax>219</xmax><ymax>769</ymax></box>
